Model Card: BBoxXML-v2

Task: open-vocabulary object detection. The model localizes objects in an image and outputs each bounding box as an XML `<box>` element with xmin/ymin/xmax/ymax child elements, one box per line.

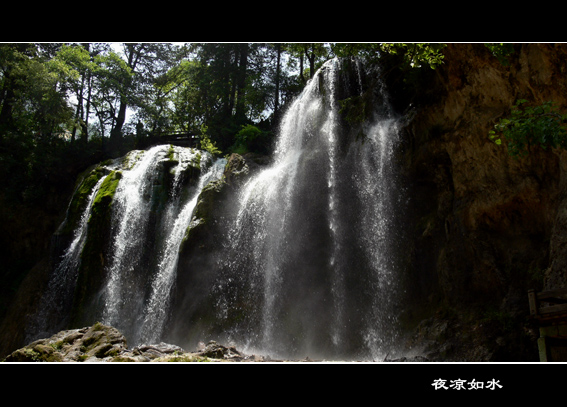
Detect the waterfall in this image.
<box><xmin>29</xmin><ymin>144</ymin><xmax>226</xmax><ymax>346</ymax></box>
<box><xmin>31</xmin><ymin>58</ymin><xmax>404</xmax><ymax>361</ymax></box>
<box><xmin>99</xmin><ymin>145</ymin><xmax>226</xmax><ymax>344</ymax></box>
<box><xmin>138</xmin><ymin>156</ymin><xmax>226</xmax><ymax>344</ymax></box>
<box><xmin>212</xmin><ymin>58</ymin><xmax>404</xmax><ymax>360</ymax></box>
<box><xmin>26</xmin><ymin>174</ymin><xmax>109</xmax><ymax>341</ymax></box>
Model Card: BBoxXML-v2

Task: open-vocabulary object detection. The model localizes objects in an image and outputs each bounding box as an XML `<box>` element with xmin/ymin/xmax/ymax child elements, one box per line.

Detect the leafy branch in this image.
<box><xmin>380</xmin><ymin>43</ymin><xmax>447</xmax><ymax>70</ymax></box>
<box><xmin>489</xmin><ymin>99</ymin><xmax>567</xmax><ymax>157</ymax></box>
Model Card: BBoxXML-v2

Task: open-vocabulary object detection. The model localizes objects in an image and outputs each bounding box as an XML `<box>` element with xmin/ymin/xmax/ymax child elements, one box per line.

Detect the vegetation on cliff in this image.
<box><xmin>396</xmin><ymin>43</ymin><xmax>567</xmax><ymax>361</ymax></box>
<box><xmin>489</xmin><ymin>99</ymin><xmax>567</xmax><ymax>157</ymax></box>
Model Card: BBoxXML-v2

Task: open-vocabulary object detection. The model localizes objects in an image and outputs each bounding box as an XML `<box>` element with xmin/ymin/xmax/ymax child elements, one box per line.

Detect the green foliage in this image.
<box><xmin>489</xmin><ymin>99</ymin><xmax>567</xmax><ymax>157</ymax></box>
<box><xmin>59</xmin><ymin>166</ymin><xmax>106</xmax><ymax>234</ymax></box>
<box><xmin>339</xmin><ymin>94</ymin><xmax>372</xmax><ymax>126</ymax></box>
<box><xmin>331</xmin><ymin>43</ymin><xmax>447</xmax><ymax>71</ymax></box>
<box><xmin>231</xmin><ymin>124</ymin><xmax>270</xmax><ymax>154</ymax></box>
<box><xmin>91</xmin><ymin>170</ymin><xmax>121</xmax><ymax>215</ymax></box>
<box><xmin>199</xmin><ymin>125</ymin><xmax>222</xmax><ymax>156</ymax></box>
<box><xmin>1</xmin><ymin>45</ymin><xmax>74</xmax><ymax>137</ymax></box>
<box><xmin>481</xmin><ymin>307</ymin><xmax>515</xmax><ymax>333</ymax></box>
<box><xmin>380</xmin><ymin>43</ymin><xmax>447</xmax><ymax>70</ymax></box>
<box><xmin>484</xmin><ymin>43</ymin><xmax>516</xmax><ymax>66</ymax></box>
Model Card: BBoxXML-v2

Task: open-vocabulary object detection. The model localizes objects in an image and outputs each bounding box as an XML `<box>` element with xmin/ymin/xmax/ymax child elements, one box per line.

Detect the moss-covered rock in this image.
<box><xmin>57</xmin><ymin>166</ymin><xmax>108</xmax><ymax>237</ymax></box>
<box><xmin>2</xmin><ymin>323</ymin><xmax>127</xmax><ymax>362</ymax></box>
<box><xmin>91</xmin><ymin>170</ymin><xmax>122</xmax><ymax>217</ymax></box>
<box><xmin>179</xmin><ymin>177</ymin><xmax>227</xmax><ymax>256</ymax></box>
<box><xmin>2</xmin><ymin>324</ymin><xmax>271</xmax><ymax>362</ymax></box>
<box><xmin>69</xmin><ymin>171</ymin><xmax>122</xmax><ymax>327</ymax></box>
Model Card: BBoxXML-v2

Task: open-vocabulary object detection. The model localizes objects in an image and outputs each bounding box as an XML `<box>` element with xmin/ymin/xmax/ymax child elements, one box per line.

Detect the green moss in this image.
<box><xmin>193</xmin><ymin>178</ymin><xmax>226</xmax><ymax>220</ymax></box>
<box><xmin>181</xmin><ymin>218</ymin><xmax>206</xmax><ymax>250</ymax></box>
<box><xmin>91</xmin><ymin>170</ymin><xmax>122</xmax><ymax>215</ymax></box>
<box><xmin>18</xmin><ymin>344</ymin><xmax>65</xmax><ymax>362</ymax></box>
<box><xmin>70</xmin><ymin>172</ymin><xmax>121</xmax><ymax>327</ymax></box>
<box><xmin>122</xmin><ymin>150</ymin><xmax>144</xmax><ymax>170</ymax></box>
<box><xmin>192</xmin><ymin>152</ymin><xmax>202</xmax><ymax>169</ymax></box>
<box><xmin>167</xmin><ymin>144</ymin><xmax>175</xmax><ymax>160</ymax></box>
<box><xmin>110</xmin><ymin>356</ymin><xmax>137</xmax><ymax>362</ymax></box>
<box><xmin>163</xmin><ymin>355</ymin><xmax>212</xmax><ymax>362</ymax></box>
<box><xmin>339</xmin><ymin>93</ymin><xmax>372</xmax><ymax>125</ymax></box>
<box><xmin>50</xmin><ymin>341</ymin><xmax>65</xmax><ymax>351</ymax></box>
<box><xmin>60</xmin><ymin>167</ymin><xmax>106</xmax><ymax>235</ymax></box>
<box><xmin>23</xmin><ymin>348</ymin><xmax>42</xmax><ymax>362</ymax></box>
<box><xmin>92</xmin><ymin>321</ymin><xmax>105</xmax><ymax>331</ymax></box>
<box><xmin>180</xmin><ymin>178</ymin><xmax>226</xmax><ymax>248</ymax></box>
<box><xmin>61</xmin><ymin>168</ymin><xmax>120</xmax><ymax>238</ymax></box>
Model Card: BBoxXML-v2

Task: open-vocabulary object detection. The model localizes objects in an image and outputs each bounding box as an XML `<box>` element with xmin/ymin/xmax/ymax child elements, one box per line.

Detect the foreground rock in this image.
<box><xmin>2</xmin><ymin>323</ymin><xmax>279</xmax><ymax>362</ymax></box>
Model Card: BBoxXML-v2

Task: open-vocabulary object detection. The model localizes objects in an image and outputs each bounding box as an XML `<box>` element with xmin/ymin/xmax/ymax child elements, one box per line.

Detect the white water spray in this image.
<box><xmin>215</xmin><ymin>58</ymin><xmax>403</xmax><ymax>360</ymax></box>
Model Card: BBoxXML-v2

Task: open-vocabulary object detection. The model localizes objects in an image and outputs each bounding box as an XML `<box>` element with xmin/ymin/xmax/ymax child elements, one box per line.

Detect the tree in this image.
<box><xmin>264</xmin><ymin>43</ymin><xmax>303</xmax><ymax>122</ymax></box>
<box><xmin>0</xmin><ymin>43</ymin><xmax>45</xmax><ymax>134</ymax></box>
<box><xmin>273</xmin><ymin>43</ymin><xmax>283</xmax><ymax>118</ymax></box>
<box><xmin>188</xmin><ymin>43</ymin><xmax>254</xmax><ymax>150</ymax></box>
<box><xmin>89</xmin><ymin>43</ymin><xmax>180</xmax><ymax>156</ymax></box>
<box><xmin>330</xmin><ymin>43</ymin><xmax>447</xmax><ymax>71</ymax></box>
<box><xmin>89</xmin><ymin>46</ymin><xmax>129</xmax><ymax>142</ymax></box>
<box><xmin>0</xmin><ymin>43</ymin><xmax>104</xmax><ymax>206</ymax></box>
<box><xmin>286</xmin><ymin>43</ymin><xmax>331</xmax><ymax>82</ymax></box>
<box><xmin>52</xmin><ymin>43</ymin><xmax>99</xmax><ymax>143</ymax></box>
<box><xmin>0</xmin><ymin>43</ymin><xmax>75</xmax><ymax>139</ymax></box>
<box><xmin>164</xmin><ymin>59</ymin><xmax>206</xmax><ymax>134</ymax></box>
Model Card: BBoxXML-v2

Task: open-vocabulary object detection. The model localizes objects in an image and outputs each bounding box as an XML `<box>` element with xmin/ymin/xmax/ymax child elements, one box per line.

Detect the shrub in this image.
<box><xmin>489</xmin><ymin>99</ymin><xmax>567</xmax><ymax>157</ymax></box>
<box><xmin>232</xmin><ymin>124</ymin><xmax>270</xmax><ymax>154</ymax></box>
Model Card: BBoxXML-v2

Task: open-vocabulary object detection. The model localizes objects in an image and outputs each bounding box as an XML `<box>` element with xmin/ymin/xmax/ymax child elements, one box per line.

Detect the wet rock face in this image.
<box><xmin>394</xmin><ymin>43</ymin><xmax>567</xmax><ymax>360</ymax></box>
<box><xmin>400</xmin><ymin>44</ymin><xmax>566</xmax><ymax>302</ymax></box>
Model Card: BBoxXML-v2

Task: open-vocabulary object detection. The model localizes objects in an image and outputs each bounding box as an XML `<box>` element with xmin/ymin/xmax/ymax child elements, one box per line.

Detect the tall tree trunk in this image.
<box><xmin>235</xmin><ymin>43</ymin><xmax>249</xmax><ymax>122</ymax></box>
<box><xmin>222</xmin><ymin>46</ymin><xmax>233</xmax><ymax>119</ymax></box>
<box><xmin>71</xmin><ymin>75</ymin><xmax>84</xmax><ymax>143</ymax></box>
<box><xmin>79</xmin><ymin>43</ymin><xmax>92</xmax><ymax>144</ymax></box>
<box><xmin>108</xmin><ymin>44</ymin><xmax>143</xmax><ymax>153</ymax></box>
<box><xmin>274</xmin><ymin>44</ymin><xmax>282</xmax><ymax>119</ymax></box>
<box><xmin>0</xmin><ymin>82</ymin><xmax>15</xmax><ymax>131</ymax></box>
<box><xmin>81</xmin><ymin>70</ymin><xmax>92</xmax><ymax>144</ymax></box>
<box><xmin>306</xmin><ymin>44</ymin><xmax>316</xmax><ymax>79</ymax></box>
<box><xmin>299</xmin><ymin>53</ymin><xmax>305</xmax><ymax>83</ymax></box>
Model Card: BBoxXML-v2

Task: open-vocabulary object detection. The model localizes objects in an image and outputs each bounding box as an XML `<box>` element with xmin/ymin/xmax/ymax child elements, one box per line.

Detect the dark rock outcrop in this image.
<box><xmin>393</xmin><ymin>43</ymin><xmax>567</xmax><ymax>361</ymax></box>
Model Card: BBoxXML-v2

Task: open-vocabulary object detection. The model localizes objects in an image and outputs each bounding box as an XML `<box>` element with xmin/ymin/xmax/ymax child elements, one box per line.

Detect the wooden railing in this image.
<box><xmin>528</xmin><ymin>287</ymin><xmax>567</xmax><ymax>322</ymax></box>
<box><xmin>144</xmin><ymin>132</ymin><xmax>201</xmax><ymax>148</ymax></box>
<box><xmin>528</xmin><ymin>287</ymin><xmax>567</xmax><ymax>361</ymax></box>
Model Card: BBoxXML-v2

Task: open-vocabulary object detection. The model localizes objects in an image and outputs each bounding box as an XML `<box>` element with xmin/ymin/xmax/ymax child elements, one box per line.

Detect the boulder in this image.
<box><xmin>2</xmin><ymin>324</ymin><xmax>277</xmax><ymax>362</ymax></box>
<box><xmin>3</xmin><ymin>323</ymin><xmax>127</xmax><ymax>362</ymax></box>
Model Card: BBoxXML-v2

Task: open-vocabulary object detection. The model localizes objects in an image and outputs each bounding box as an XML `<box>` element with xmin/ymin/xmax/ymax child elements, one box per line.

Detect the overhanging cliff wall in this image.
<box><xmin>394</xmin><ymin>43</ymin><xmax>567</xmax><ymax>360</ymax></box>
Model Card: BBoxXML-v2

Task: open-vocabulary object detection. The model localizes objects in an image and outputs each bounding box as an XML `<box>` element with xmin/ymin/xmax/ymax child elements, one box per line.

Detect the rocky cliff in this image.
<box><xmin>391</xmin><ymin>43</ymin><xmax>567</xmax><ymax>361</ymax></box>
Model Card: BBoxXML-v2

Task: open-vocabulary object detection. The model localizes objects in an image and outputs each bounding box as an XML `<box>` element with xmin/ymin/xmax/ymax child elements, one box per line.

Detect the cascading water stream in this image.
<box><xmin>99</xmin><ymin>145</ymin><xmax>226</xmax><ymax>344</ymax></box>
<box><xmin>28</xmin><ymin>144</ymin><xmax>226</xmax><ymax>346</ymax></box>
<box><xmin>212</xmin><ymin>58</ymin><xmax>404</xmax><ymax>360</ymax></box>
<box><xmin>26</xmin><ymin>174</ymin><xmax>109</xmax><ymax>341</ymax></box>
<box><xmin>100</xmin><ymin>147</ymin><xmax>167</xmax><ymax>331</ymax></box>
<box><xmin>139</xmin><ymin>156</ymin><xmax>226</xmax><ymax>344</ymax></box>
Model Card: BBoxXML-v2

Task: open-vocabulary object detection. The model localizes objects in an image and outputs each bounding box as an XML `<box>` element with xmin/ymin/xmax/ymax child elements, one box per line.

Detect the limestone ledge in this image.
<box><xmin>2</xmin><ymin>323</ymin><xmax>280</xmax><ymax>363</ymax></box>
